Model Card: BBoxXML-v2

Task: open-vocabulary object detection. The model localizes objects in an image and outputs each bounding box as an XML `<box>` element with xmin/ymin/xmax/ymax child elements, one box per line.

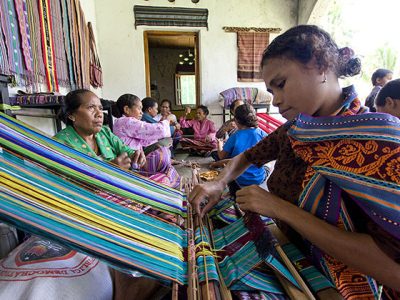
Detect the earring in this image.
<box><xmin>322</xmin><ymin>73</ymin><xmax>327</xmax><ymax>83</ymax></box>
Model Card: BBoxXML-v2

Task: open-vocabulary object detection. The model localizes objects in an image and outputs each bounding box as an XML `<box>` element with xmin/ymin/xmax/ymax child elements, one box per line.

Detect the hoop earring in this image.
<box><xmin>322</xmin><ymin>73</ymin><xmax>327</xmax><ymax>83</ymax></box>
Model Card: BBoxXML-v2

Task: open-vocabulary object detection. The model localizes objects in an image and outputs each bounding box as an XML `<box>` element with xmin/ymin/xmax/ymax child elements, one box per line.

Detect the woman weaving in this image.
<box><xmin>189</xmin><ymin>25</ymin><xmax>400</xmax><ymax>299</ymax></box>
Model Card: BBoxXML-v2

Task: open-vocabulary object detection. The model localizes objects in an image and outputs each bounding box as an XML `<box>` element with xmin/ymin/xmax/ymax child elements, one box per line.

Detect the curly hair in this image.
<box><xmin>234</xmin><ymin>103</ymin><xmax>258</xmax><ymax>128</ymax></box>
<box><xmin>261</xmin><ymin>25</ymin><xmax>361</xmax><ymax>78</ymax></box>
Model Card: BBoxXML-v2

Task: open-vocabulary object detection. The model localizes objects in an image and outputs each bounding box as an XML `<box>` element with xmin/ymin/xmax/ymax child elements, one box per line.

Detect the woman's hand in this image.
<box><xmin>112</xmin><ymin>152</ymin><xmax>132</xmax><ymax>169</ymax></box>
<box><xmin>236</xmin><ymin>185</ymin><xmax>286</xmax><ymax>218</ymax></box>
<box><xmin>217</xmin><ymin>138</ymin><xmax>224</xmax><ymax>151</ymax></box>
<box><xmin>132</xmin><ymin>149</ymin><xmax>146</xmax><ymax>168</ymax></box>
<box><xmin>185</xmin><ymin>106</ymin><xmax>191</xmax><ymax>115</ymax></box>
<box><xmin>175</xmin><ymin>123</ymin><xmax>181</xmax><ymax>130</ymax></box>
<box><xmin>188</xmin><ymin>180</ymin><xmax>226</xmax><ymax>217</ymax></box>
<box><xmin>210</xmin><ymin>159</ymin><xmax>230</xmax><ymax>169</ymax></box>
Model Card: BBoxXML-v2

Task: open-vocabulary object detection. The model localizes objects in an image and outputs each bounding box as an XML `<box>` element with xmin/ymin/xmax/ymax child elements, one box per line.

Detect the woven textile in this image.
<box><xmin>14</xmin><ymin>0</ymin><xmax>33</xmax><ymax>74</ymax></box>
<box><xmin>0</xmin><ymin>0</ymin><xmax>25</xmax><ymax>77</ymax></box>
<box><xmin>50</xmin><ymin>0</ymin><xmax>70</xmax><ymax>88</ymax></box>
<box><xmin>134</xmin><ymin>5</ymin><xmax>208</xmax><ymax>28</ymax></box>
<box><xmin>289</xmin><ymin>96</ymin><xmax>400</xmax><ymax>299</ymax></box>
<box><xmin>237</xmin><ymin>32</ymin><xmax>269</xmax><ymax>82</ymax></box>
<box><xmin>38</xmin><ymin>0</ymin><xmax>59</xmax><ymax>92</ymax></box>
<box><xmin>26</xmin><ymin>0</ymin><xmax>46</xmax><ymax>90</ymax></box>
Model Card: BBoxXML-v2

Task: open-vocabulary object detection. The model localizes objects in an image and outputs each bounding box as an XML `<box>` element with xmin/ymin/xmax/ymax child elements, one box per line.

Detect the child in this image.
<box><xmin>365</xmin><ymin>68</ymin><xmax>393</xmax><ymax>112</ymax></box>
<box><xmin>375</xmin><ymin>78</ymin><xmax>400</xmax><ymax>118</ymax></box>
<box><xmin>113</xmin><ymin>94</ymin><xmax>180</xmax><ymax>188</ymax></box>
<box><xmin>213</xmin><ymin>103</ymin><xmax>268</xmax><ymax>188</ymax></box>
<box><xmin>179</xmin><ymin>105</ymin><xmax>217</xmax><ymax>156</ymax></box>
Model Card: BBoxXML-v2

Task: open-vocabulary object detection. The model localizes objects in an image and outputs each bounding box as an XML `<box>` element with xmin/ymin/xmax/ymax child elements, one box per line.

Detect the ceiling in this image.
<box><xmin>148</xmin><ymin>35</ymin><xmax>195</xmax><ymax>49</ymax></box>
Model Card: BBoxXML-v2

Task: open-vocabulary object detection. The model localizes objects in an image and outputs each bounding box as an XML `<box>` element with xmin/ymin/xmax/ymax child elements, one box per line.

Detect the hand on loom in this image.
<box><xmin>236</xmin><ymin>185</ymin><xmax>284</xmax><ymax>219</ymax></box>
<box><xmin>131</xmin><ymin>149</ymin><xmax>146</xmax><ymax>168</ymax></box>
<box><xmin>188</xmin><ymin>180</ymin><xmax>226</xmax><ymax>217</ymax></box>
<box><xmin>111</xmin><ymin>152</ymin><xmax>132</xmax><ymax>169</ymax></box>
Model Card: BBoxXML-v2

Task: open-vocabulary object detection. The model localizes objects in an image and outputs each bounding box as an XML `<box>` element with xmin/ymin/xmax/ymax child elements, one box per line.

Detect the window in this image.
<box><xmin>175</xmin><ymin>74</ymin><xmax>196</xmax><ymax>106</ymax></box>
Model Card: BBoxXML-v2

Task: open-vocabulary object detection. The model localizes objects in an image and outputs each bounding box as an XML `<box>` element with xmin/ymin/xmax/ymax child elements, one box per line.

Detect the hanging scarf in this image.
<box><xmin>14</xmin><ymin>0</ymin><xmax>33</xmax><ymax>73</ymax></box>
<box><xmin>25</xmin><ymin>0</ymin><xmax>46</xmax><ymax>91</ymax></box>
<box><xmin>0</xmin><ymin>5</ymin><xmax>10</xmax><ymax>75</ymax></box>
<box><xmin>288</xmin><ymin>86</ymin><xmax>400</xmax><ymax>299</ymax></box>
<box><xmin>60</xmin><ymin>0</ymin><xmax>76</xmax><ymax>89</ymax></box>
<box><xmin>38</xmin><ymin>0</ymin><xmax>59</xmax><ymax>92</ymax></box>
<box><xmin>50</xmin><ymin>0</ymin><xmax>70</xmax><ymax>88</ymax></box>
<box><xmin>1</xmin><ymin>0</ymin><xmax>24</xmax><ymax>78</ymax></box>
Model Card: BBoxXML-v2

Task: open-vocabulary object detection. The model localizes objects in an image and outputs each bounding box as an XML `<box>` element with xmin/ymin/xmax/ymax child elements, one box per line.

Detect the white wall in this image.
<box><xmin>94</xmin><ymin>0</ymin><xmax>297</xmax><ymax>125</ymax></box>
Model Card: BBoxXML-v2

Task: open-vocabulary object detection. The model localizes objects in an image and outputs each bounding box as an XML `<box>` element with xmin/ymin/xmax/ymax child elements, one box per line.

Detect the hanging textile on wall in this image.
<box><xmin>26</xmin><ymin>0</ymin><xmax>46</xmax><ymax>90</ymax></box>
<box><xmin>88</xmin><ymin>22</ymin><xmax>103</xmax><ymax>88</ymax></box>
<box><xmin>0</xmin><ymin>0</ymin><xmax>96</xmax><ymax>92</ymax></box>
<box><xmin>0</xmin><ymin>7</ymin><xmax>11</xmax><ymax>75</ymax></box>
<box><xmin>76</xmin><ymin>0</ymin><xmax>90</xmax><ymax>89</ymax></box>
<box><xmin>0</xmin><ymin>0</ymin><xmax>25</xmax><ymax>79</ymax></box>
<box><xmin>14</xmin><ymin>0</ymin><xmax>33</xmax><ymax>74</ymax></box>
<box><xmin>134</xmin><ymin>5</ymin><xmax>208</xmax><ymax>28</ymax></box>
<box><xmin>50</xmin><ymin>0</ymin><xmax>70</xmax><ymax>88</ymax></box>
<box><xmin>60</xmin><ymin>0</ymin><xmax>76</xmax><ymax>89</ymax></box>
<box><xmin>237</xmin><ymin>32</ymin><xmax>269</xmax><ymax>82</ymax></box>
<box><xmin>38</xmin><ymin>0</ymin><xmax>59</xmax><ymax>92</ymax></box>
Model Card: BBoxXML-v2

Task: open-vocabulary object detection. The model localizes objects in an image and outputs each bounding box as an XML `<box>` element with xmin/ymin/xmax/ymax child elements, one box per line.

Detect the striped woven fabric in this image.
<box><xmin>60</xmin><ymin>0</ymin><xmax>76</xmax><ymax>89</ymax></box>
<box><xmin>237</xmin><ymin>32</ymin><xmax>269</xmax><ymax>82</ymax></box>
<box><xmin>0</xmin><ymin>113</ymin><xmax>334</xmax><ymax>296</ymax></box>
<box><xmin>38</xmin><ymin>0</ymin><xmax>59</xmax><ymax>92</ymax></box>
<box><xmin>0</xmin><ymin>6</ymin><xmax>10</xmax><ymax>75</ymax></box>
<box><xmin>50</xmin><ymin>0</ymin><xmax>70</xmax><ymax>88</ymax></box>
<box><xmin>26</xmin><ymin>0</ymin><xmax>46</xmax><ymax>90</ymax></box>
<box><xmin>134</xmin><ymin>5</ymin><xmax>208</xmax><ymax>28</ymax></box>
<box><xmin>14</xmin><ymin>0</ymin><xmax>33</xmax><ymax>74</ymax></box>
<box><xmin>0</xmin><ymin>0</ymin><xmax>25</xmax><ymax>78</ymax></box>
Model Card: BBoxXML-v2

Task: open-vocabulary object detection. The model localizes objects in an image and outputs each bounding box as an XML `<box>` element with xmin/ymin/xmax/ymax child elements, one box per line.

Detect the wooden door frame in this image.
<box><xmin>143</xmin><ymin>31</ymin><xmax>200</xmax><ymax>107</ymax></box>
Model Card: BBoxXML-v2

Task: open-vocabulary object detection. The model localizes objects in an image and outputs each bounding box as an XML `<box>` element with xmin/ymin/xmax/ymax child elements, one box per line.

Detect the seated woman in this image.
<box><xmin>158</xmin><ymin>99</ymin><xmax>182</xmax><ymax>148</ymax></box>
<box><xmin>113</xmin><ymin>94</ymin><xmax>180</xmax><ymax>189</ymax></box>
<box><xmin>375</xmin><ymin>78</ymin><xmax>400</xmax><ymax>118</ymax></box>
<box><xmin>179</xmin><ymin>105</ymin><xmax>217</xmax><ymax>156</ymax></box>
<box><xmin>215</xmin><ymin>99</ymin><xmax>245</xmax><ymax>140</ymax></box>
<box><xmin>212</xmin><ymin>103</ymin><xmax>268</xmax><ymax>190</ymax></box>
<box><xmin>0</xmin><ymin>89</ymin><xmax>163</xmax><ymax>300</ymax></box>
<box><xmin>189</xmin><ymin>25</ymin><xmax>400</xmax><ymax>298</ymax></box>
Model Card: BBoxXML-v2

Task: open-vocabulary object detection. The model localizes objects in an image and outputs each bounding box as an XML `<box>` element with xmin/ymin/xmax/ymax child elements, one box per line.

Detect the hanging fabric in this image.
<box><xmin>60</xmin><ymin>0</ymin><xmax>76</xmax><ymax>89</ymax></box>
<box><xmin>14</xmin><ymin>0</ymin><xmax>33</xmax><ymax>74</ymax></box>
<box><xmin>26</xmin><ymin>0</ymin><xmax>46</xmax><ymax>91</ymax></box>
<box><xmin>88</xmin><ymin>22</ymin><xmax>103</xmax><ymax>88</ymax></box>
<box><xmin>50</xmin><ymin>0</ymin><xmax>70</xmax><ymax>88</ymax></box>
<box><xmin>38</xmin><ymin>0</ymin><xmax>59</xmax><ymax>92</ymax></box>
<box><xmin>237</xmin><ymin>32</ymin><xmax>269</xmax><ymax>82</ymax></box>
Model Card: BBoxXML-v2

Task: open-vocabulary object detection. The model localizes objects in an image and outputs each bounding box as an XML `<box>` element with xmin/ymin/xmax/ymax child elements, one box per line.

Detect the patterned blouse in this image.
<box><xmin>179</xmin><ymin>117</ymin><xmax>216</xmax><ymax>142</ymax></box>
<box><xmin>244</xmin><ymin>86</ymin><xmax>400</xmax><ymax>263</ymax></box>
<box><xmin>113</xmin><ymin>116</ymin><xmax>170</xmax><ymax>150</ymax></box>
<box><xmin>54</xmin><ymin>125</ymin><xmax>135</xmax><ymax>161</ymax></box>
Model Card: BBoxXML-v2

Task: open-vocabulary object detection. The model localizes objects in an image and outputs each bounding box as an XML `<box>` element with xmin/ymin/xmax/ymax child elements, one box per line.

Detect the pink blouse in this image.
<box><xmin>179</xmin><ymin>117</ymin><xmax>216</xmax><ymax>142</ymax></box>
<box><xmin>113</xmin><ymin>116</ymin><xmax>170</xmax><ymax>149</ymax></box>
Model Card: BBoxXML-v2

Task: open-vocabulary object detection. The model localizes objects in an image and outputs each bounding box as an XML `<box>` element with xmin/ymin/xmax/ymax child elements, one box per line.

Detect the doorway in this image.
<box><xmin>144</xmin><ymin>31</ymin><xmax>200</xmax><ymax>110</ymax></box>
